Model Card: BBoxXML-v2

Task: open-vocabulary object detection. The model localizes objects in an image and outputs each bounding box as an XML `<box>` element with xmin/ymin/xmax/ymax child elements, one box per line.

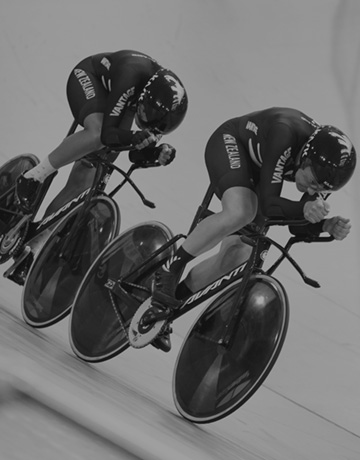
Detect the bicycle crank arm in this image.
<box><xmin>128</xmin><ymin>298</ymin><xmax>168</xmax><ymax>349</ymax></box>
<box><xmin>6</xmin><ymin>215</ymin><xmax>30</xmax><ymax>241</ymax></box>
<box><xmin>141</xmin><ymin>306</ymin><xmax>171</xmax><ymax>325</ymax></box>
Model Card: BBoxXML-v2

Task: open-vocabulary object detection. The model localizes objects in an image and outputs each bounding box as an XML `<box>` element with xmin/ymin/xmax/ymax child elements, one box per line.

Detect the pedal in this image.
<box><xmin>128</xmin><ymin>298</ymin><xmax>169</xmax><ymax>349</ymax></box>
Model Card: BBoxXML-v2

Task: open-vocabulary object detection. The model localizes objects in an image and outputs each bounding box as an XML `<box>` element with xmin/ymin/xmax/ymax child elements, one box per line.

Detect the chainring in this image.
<box><xmin>128</xmin><ymin>298</ymin><xmax>168</xmax><ymax>349</ymax></box>
<box><xmin>0</xmin><ymin>220</ymin><xmax>29</xmax><ymax>264</ymax></box>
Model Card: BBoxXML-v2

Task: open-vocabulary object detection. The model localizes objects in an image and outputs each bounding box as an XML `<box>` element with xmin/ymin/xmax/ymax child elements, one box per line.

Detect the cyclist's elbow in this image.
<box><xmin>260</xmin><ymin>199</ymin><xmax>282</xmax><ymax>218</ymax></box>
<box><xmin>259</xmin><ymin>198</ymin><xmax>272</xmax><ymax>217</ymax></box>
<box><xmin>99</xmin><ymin>131</ymin><xmax>109</xmax><ymax>148</ymax></box>
<box><xmin>100</xmin><ymin>128</ymin><xmax>131</xmax><ymax>149</ymax></box>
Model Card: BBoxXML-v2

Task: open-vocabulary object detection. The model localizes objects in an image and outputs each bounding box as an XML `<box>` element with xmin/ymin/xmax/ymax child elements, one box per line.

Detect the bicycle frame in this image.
<box><xmin>1</xmin><ymin>153</ymin><xmax>158</xmax><ymax>264</ymax></box>
<box><xmin>0</xmin><ymin>116</ymin><xmax>162</xmax><ymax>252</ymax></box>
<box><xmin>115</xmin><ymin>184</ymin><xmax>333</xmax><ymax>328</ymax></box>
<box><xmin>0</xmin><ymin>121</ymin><xmax>78</xmax><ymax>223</ymax></box>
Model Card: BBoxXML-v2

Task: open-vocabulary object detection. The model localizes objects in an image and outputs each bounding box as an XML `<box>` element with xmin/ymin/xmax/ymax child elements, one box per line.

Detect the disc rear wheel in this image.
<box><xmin>173</xmin><ymin>274</ymin><xmax>289</xmax><ymax>423</ymax></box>
<box><xmin>69</xmin><ymin>222</ymin><xmax>174</xmax><ymax>362</ymax></box>
<box><xmin>22</xmin><ymin>196</ymin><xmax>120</xmax><ymax>327</ymax></box>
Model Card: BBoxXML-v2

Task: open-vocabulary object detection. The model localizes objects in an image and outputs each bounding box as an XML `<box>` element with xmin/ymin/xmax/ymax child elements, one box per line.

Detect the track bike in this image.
<box><xmin>0</xmin><ymin>120</ymin><xmax>158</xmax><ymax>327</ymax></box>
<box><xmin>68</xmin><ymin>184</ymin><xmax>333</xmax><ymax>423</ymax></box>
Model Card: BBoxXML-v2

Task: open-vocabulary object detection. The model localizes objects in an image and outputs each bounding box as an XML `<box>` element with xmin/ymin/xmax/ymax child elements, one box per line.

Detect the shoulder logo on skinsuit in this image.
<box><xmin>100</xmin><ymin>57</ymin><xmax>111</xmax><ymax>70</ymax></box>
<box><xmin>271</xmin><ymin>147</ymin><xmax>292</xmax><ymax>183</ymax></box>
<box><xmin>164</xmin><ymin>74</ymin><xmax>186</xmax><ymax>110</ymax></box>
<box><xmin>110</xmin><ymin>87</ymin><xmax>135</xmax><ymax>116</ymax></box>
<box><xmin>246</xmin><ymin>121</ymin><xmax>258</xmax><ymax>135</ymax></box>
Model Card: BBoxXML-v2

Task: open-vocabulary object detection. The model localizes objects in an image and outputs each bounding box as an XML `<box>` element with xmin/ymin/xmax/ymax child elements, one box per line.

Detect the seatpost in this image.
<box><xmin>67</xmin><ymin>120</ymin><xmax>78</xmax><ymax>136</ymax></box>
<box><xmin>187</xmin><ymin>185</ymin><xmax>215</xmax><ymax>234</ymax></box>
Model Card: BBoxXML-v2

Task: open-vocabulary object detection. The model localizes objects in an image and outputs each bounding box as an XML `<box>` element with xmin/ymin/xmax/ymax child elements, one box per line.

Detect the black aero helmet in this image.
<box><xmin>136</xmin><ymin>68</ymin><xmax>188</xmax><ymax>134</ymax></box>
<box><xmin>300</xmin><ymin>125</ymin><xmax>356</xmax><ymax>191</ymax></box>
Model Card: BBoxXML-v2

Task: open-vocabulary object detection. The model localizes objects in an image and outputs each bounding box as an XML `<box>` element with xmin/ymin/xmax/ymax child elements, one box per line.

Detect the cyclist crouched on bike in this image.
<box><xmin>152</xmin><ymin>107</ymin><xmax>356</xmax><ymax>352</ymax></box>
<box><xmin>15</xmin><ymin>50</ymin><xmax>188</xmax><ymax>214</ymax></box>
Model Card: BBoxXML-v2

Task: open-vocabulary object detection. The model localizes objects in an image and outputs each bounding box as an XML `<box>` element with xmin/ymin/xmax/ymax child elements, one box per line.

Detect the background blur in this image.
<box><xmin>0</xmin><ymin>1</ymin><xmax>359</xmax><ymax>459</ymax></box>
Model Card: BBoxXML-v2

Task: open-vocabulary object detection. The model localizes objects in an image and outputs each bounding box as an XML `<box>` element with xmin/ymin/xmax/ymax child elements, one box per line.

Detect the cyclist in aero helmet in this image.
<box><xmin>149</xmin><ymin>107</ymin><xmax>357</xmax><ymax>352</ymax></box>
<box><xmin>136</xmin><ymin>69</ymin><xmax>187</xmax><ymax>134</ymax></box>
<box><xmin>15</xmin><ymin>50</ymin><xmax>188</xmax><ymax>214</ymax></box>
<box><xmin>298</xmin><ymin>125</ymin><xmax>356</xmax><ymax>191</ymax></box>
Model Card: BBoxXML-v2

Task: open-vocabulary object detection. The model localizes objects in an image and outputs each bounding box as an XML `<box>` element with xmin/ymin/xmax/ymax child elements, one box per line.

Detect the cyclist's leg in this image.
<box><xmin>153</xmin><ymin>119</ymin><xmax>257</xmax><ymax>304</ymax></box>
<box><xmin>46</xmin><ymin>57</ymin><xmax>107</xmax><ymax>169</ymax></box>
<box><xmin>182</xmin><ymin>118</ymin><xmax>258</xmax><ymax>257</ymax></box>
<box><xmin>43</xmin><ymin>104</ymin><xmax>136</xmax><ymax>217</ymax></box>
<box><xmin>181</xmin><ymin>234</ymin><xmax>252</xmax><ymax>293</ymax></box>
<box><xmin>181</xmin><ymin>186</ymin><xmax>257</xmax><ymax>257</ymax></box>
<box><xmin>47</xmin><ymin>113</ymin><xmax>104</xmax><ymax>169</ymax></box>
<box><xmin>43</xmin><ymin>157</ymin><xmax>97</xmax><ymax>217</ymax></box>
<box><xmin>16</xmin><ymin>59</ymin><xmax>107</xmax><ymax>211</ymax></box>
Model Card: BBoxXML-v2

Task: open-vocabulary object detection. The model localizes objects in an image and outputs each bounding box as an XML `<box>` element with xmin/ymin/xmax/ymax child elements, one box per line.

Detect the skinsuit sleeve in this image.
<box><xmin>100</xmin><ymin>61</ymin><xmax>147</xmax><ymax>148</ymax></box>
<box><xmin>258</xmin><ymin>122</ymin><xmax>305</xmax><ymax>218</ymax></box>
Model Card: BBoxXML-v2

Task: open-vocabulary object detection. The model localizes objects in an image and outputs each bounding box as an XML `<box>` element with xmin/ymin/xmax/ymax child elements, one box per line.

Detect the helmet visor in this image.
<box><xmin>308</xmin><ymin>159</ymin><xmax>345</xmax><ymax>191</ymax></box>
<box><xmin>136</xmin><ymin>99</ymin><xmax>169</xmax><ymax>133</ymax></box>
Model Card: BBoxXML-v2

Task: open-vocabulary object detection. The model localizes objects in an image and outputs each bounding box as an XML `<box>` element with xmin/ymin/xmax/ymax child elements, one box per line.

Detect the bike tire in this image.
<box><xmin>69</xmin><ymin>221</ymin><xmax>174</xmax><ymax>363</ymax></box>
<box><xmin>0</xmin><ymin>153</ymin><xmax>39</xmax><ymax>201</ymax></box>
<box><xmin>173</xmin><ymin>274</ymin><xmax>289</xmax><ymax>423</ymax></box>
<box><xmin>0</xmin><ymin>154</ymin><xmax>39</xmax><ymax>260</ymax></box>
<box><xmin>21</xmin><ymin>195</ymin><xmax>120</xmax><ymax>327</ymax></box>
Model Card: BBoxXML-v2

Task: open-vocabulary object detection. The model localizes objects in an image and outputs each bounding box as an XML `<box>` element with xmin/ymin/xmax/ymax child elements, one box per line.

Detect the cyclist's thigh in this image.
<box><xmin>65</xmin><ymin>160</ymin><xmax>96</xmax><ymax>188</ymax></box>
<box><xmin>66</xmin><ymin>57</ymin><xmax>108</xmax><ymax>126</ymax></box>
<box><xmin>43</xmin><ymin>161</ymin><xmax>95</xmax><ymax>217</ymax></box>
<box><xmin>205</xmin><ymin>119</ymin><xmax>256</xmax><ymax>199</ymax></box>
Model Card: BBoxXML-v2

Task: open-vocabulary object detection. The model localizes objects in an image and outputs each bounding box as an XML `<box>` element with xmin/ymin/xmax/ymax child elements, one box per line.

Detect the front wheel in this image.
<box><xmin>173</xmin><ymin>274</ymin><xmax>289</xmax><ymax>423</ymax></box>
<box><xmin>21</xmin><ymin>196</ymin><xmax>120</xmax><ymax>327</ymax></box>
<box><xmin>69</xmin><ymin>221</ymin><xmax>174</xmax><ymax>362</ymax></box>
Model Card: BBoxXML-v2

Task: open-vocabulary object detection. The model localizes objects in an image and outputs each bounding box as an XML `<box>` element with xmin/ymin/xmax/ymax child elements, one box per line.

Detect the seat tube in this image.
<box><xmin>187</xmin><ymin>185</ymin><xmax>215</xmax><ymax>234</ymax></box>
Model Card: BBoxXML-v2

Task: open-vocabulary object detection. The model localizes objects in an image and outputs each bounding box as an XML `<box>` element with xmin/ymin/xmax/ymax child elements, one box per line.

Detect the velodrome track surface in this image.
<box><xmin>0</xmin><ymin>284</ymin><xmax>359</xmax><ymax>460</ymax></box>
<box><xmin>1</xmin><ymin>1</ymin><xmax>360</xmax><ymax>459</ymax></box>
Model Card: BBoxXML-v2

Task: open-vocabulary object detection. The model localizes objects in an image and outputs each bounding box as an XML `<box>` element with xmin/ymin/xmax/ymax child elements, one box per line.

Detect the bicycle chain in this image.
<box><xmin>107</xmin><ymin>284</ymin><xmax>170</xmax><ymax>349</ymax></box>
<box><xmin>108</xmin><ymin>290</ymin><xmax>129</xmax><ymax>342</ymax></box>
<box><xmin>11</xmin><ymin>221</ymin><xmax>30</xmax><ymax>257</ymax></box>
<box><xmin>0</xmin><ymin>220</ymin><xmax>29</xmax><ymax>262</ymax></box>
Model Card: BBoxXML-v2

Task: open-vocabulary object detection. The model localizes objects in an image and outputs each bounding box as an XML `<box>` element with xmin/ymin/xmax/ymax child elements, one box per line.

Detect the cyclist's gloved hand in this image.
<box><xmin>303</xmin><ymin>197</ymin><xmax>330</xmax><ymax>223</ymax></box>
<box><xmin>131</xmin><ymin>130</ymin><xmax>162</xmax><ymax>150</ymax></box>
<box><xmin>129</xmin><ymin>143</ymin><xmax>176</xmax><ymax>166</ymax></box>
<box><xmin>156</xmin><ymin>143</ymin><xmax>176</xmax><ymax>166</ymax></box>
<box><xmin>323</xmin><ymin>216</ymin><xmax>351</xmax><ymax>240</ymax></box>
